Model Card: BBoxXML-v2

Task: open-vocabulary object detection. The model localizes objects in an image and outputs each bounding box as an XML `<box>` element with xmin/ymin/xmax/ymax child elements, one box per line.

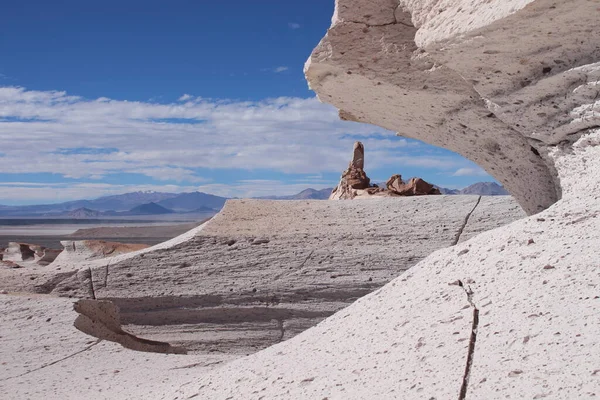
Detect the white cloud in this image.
<box><xmin>0</xmin><ymin>86</ymin><xmax>405</xmax><ymax>178</ymax></box>
<box><xmin>288</xmin><ymin>22</ymin><xmax>301</xmax><ymax>29</ymax></box>
<box><xmin>0</xmin><ymin>86</ymin><xmax>480</xmax><ymax>202</ymax></box>
<box><xmin>178</xmin><ymin>94</ymin><xmax>193</xmax><ymax>101</ymax></box>
<box><xmin>452</xmin><ymin>167</ymin><xmax>490</xmax><ymax>177</ymax></box>
<box><xmin>262</xmin><ymin>66</ymin><xmax>289</xmax><ymax>73</ymax></box>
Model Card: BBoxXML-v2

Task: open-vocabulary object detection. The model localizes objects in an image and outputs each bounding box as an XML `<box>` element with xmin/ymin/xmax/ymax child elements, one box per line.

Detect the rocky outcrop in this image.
<box><xmin>50</xmin><ymin>240</ymin><xmax>149</xmax><ymax>267</ymax></box>
<box><xmin>2</xmin><ymin>2</ymin><xmax>599</xmax><ymax>399</ymax></box>
<box><xmin>330</xmin><ymin>141</ymin><xmax>440</xmax><ymax>199</ymax></box>
<box><xmin>74</xmin><ymin>299</ymin><xmax>186</xmax><ymax>354</ymax></box>
<box><xmin>386</xmin><ymin>175</ymin><xmax>440</xmax><ymax>195</ymax></box>
<box><xmin>329</xmin><ymin>142</ymin><xmax>372</xmax><ymax>199</ymax></box>
<box><xmin>185</xmin><ymin>0</ymin><xmax>600</xmax><ymax>398</ymax></box>
<box><xmin>2</xmin><ymin>243</ymin><xmax>62</xmax><ymax>267</ymax></box>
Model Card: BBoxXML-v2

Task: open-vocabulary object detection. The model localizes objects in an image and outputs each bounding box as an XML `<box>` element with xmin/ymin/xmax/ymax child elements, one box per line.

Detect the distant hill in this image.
<box><xmin>83</xmin><ymin>191</ymin><xmax>178</xmax><ymax>211</ymax></box>
<box><xmin>434</xmin><ymin>182</ymin><xmax>508</xmax><ymax>196</ymax></box>
<box><xmin>0</xmin><ymin>190</ymin><xmax>178</xmax><ymax>216</ymax></box>
<box><xmin>434</xmin><ymin>186</ymin><xmax>461</xmax><ymax>195</ymax></box>
<box><xmin>459</xmin><ymin>182</ymin><xmax>509</xmax><ymax>196</ymax></box>
<box><xmin>157</xmin><ymin>192</ymin><xmax>227</xmax><ymax>212</ymax></box>
<box><xmin>257</xmin><ymin>188</ymin><xmax>333</xmax><ymax>200</ymax></box>
<box><xmin>65</xmin><ymin>207</ymin><xmax>102</xmax><ymax>218</ymax></box>
<box><xmin>125</xmin><ymin>202</ymin><xmax>174</xmax><ymax>215</ymax></box>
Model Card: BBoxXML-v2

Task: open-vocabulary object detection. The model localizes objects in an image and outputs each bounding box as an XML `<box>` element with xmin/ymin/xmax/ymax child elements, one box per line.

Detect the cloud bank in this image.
<box><xmin>0</xmin><ymin>86</ymin><xmax>484</xmax><ymax>202</ymax></box>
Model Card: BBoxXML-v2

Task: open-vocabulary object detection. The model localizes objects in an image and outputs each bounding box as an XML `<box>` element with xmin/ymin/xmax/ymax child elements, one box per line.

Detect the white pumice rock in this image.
<box><xmin>164</xmin><ymin>129</ymin><xmax>600</xmax><ymax>400</ymax></box>
<box><xmin>306</xmin><ymin>0</ymin><xmax>600</xmax><ymax>215</ymax></box>
<box><xmin>2</xmin><ymin>1</ymin><xmax>599</xmax><ymax>398</ymax></box>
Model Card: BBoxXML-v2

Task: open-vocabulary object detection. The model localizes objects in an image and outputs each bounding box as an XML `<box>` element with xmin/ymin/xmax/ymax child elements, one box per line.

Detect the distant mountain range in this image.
<box><xmin>436</xmin><ymin>182</ymin><xmax>509</xmax><ymax>196</ymax></box>
<box><xmin>65</xmin><ymin>202</ymin><xmax>174</xmax><ymax>218</ymax></box>
<box><xmin>256</xmin><ymin>188</ymin><xmax>333</xmax><ymax>200</ymax></box>
<box><xmin>0</xmin><ymin>182</ymin><xmax>508</xmax><ymax>217</ymax></box>
<box><xmin>0</xmin><ymin>191</ymin><xmax>225</xmax><ymax>217</ymax></box>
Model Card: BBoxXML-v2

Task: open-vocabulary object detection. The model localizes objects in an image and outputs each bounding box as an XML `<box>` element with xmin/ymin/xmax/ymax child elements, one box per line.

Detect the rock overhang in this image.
<box><xmin>305</xmin><ymin>0</ymin><xmax>600</xmax><ymax>215</ymax></box>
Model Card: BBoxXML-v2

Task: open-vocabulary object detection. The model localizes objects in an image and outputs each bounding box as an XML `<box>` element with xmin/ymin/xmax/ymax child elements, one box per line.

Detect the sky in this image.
<box><xmin>0</xmin><ymin>0</ymin><xmax>493</xmax><ymax>205</ymax></box>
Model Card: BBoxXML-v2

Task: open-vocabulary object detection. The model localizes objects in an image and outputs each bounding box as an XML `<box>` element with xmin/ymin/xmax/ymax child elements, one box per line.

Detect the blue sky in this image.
<box><xmin>0</xmin><ymin>0</ymin><xmax>492</xmax><ymax>205</ymax></box>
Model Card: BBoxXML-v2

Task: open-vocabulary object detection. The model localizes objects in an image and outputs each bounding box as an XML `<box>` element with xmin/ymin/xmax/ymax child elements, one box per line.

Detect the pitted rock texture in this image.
<box><xmin>0</xmin><ymin>295</ymin><xmax>233</xmax><ymax>400</ymax></box>
<box><xmin>159</xmin><ymin>129</ymin><xmax>600</xmax><ymax>400</ymax></box>
<box><xmin>4</xmin><ymin>196</ymin><xmax>521</xmax><ymax>358</ymax></box>
<box><xmin>0</xmin><ymin>195</ymin><xmax>525</xmax><ymax>398</ymax></box>
<box><xmin>306</xmin><ymin>0</ymin><xmax>600</xmax><ymax>214</ymax></box>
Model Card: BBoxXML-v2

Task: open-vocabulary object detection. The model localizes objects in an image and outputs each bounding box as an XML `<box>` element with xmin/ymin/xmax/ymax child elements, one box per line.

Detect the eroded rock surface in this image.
<box><xmin>2</xmin><ymin>242</ymin><xmax>62</xmax><ymax>267</ymax></box>
<box><xmin>306</xmin><ymin>0</ymin><xmax>600</xmax><ymax>214</ymax></box>
<box><xmin>74</xmin><ymin>299</ymin><xmax>186</xmax><ymax>354</ymax></box>
<box><xmin>165</xmin><ymin>128</ymin><xmax>600</xmax><ymax>400</ymax></box>
<box><xmin>0</xmin><ymin>196</ymin><xmax>523</xmax><ymax>359</ymax></box>
<box><xmin>67</xmin><ymin>197</ymin><xmax>498</xmax><ymax>355</ymax></box>
<box><xmin>51</xmin><ymin>240</ymin><xmax>149</xmax><ymax>266</ymax></box>
<box><xmin>0</xmin><ymin>295</ymin><xmax>232</xmax><ymax>400</ymax></box>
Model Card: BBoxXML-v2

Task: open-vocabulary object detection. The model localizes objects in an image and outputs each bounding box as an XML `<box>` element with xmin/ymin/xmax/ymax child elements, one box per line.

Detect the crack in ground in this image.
<box><xmin>88</xmin><ymin>267</ymin><xmax>96</xmax><ymax>300</ymax></box>
<box><xmin>273</xmin><ymin>250</ymin><xmax>314</xmax><ymax>281</ymax></box>
<box><xmin>457</xmin><ymin>280</ymin><xmax>479</xmax><ymax>400</ymax></box>
<box><xmin>170</xmin><ymin>360</ymin><xmax>224</xmax><ymax>370</ymax></box>
<box><xmin>1</xmin><ymin>339</ymin><xmax>101</xmax><ymax>381</ymax></box>
<box><xmin>276</xmin><ymin>318</ymin><xmax>285</xmax><ymax>342</ymax></box>
<box><xmin>298</xmin><ymin>250</ymin><xmax>315</xmax><ymax>269</ymax></box>
<box><xmin>453</xmin><ymin>196</ymin><xmax>482</xmax><ymax>245</ymax></box>
<box><xmin>346</xmin><ymin>20</ymin><xmax>414</xmax><ymax>28</ymax></box>
<box><xmin>103</xmin><ymin>262</ymin><xmax>109</xmax><ymax>289</ymax></box>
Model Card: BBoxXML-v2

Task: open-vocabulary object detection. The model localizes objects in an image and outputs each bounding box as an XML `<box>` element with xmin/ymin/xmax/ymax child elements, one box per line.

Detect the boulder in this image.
<box><xmin>386</xmin><ymin>175</ymin><xmax>440</xmax><ymax>196</ymax></box>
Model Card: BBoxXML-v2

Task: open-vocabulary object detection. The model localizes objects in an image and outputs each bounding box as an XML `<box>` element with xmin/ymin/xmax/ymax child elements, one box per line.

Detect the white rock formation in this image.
<box><xmin>158</xmin><ymin>123</ymin><xmax>600</xmax><ymax>400</ymax></box>
<box><xmin>7</xmin><ymin>197</ymin><xmax>521</xmax><ymax>351</ymax></box>
<box><xmin>2</xmin><ymin>242</ymin><xmax>61</xmax><ymax>267</ymax></box>
<box><xmin>306</xmin><ymin>0</ymin><xmax>600</xmax><ymax>215</ymax></box>
<box><xmin>52</xmin><ymin>240</ymin><xmax>149</xmax><ymax>265</ymax></box>
<box><xmin>158</xmin><ymin>1</ymin><xmax>599</xmax><ymax>398</ymax></box>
